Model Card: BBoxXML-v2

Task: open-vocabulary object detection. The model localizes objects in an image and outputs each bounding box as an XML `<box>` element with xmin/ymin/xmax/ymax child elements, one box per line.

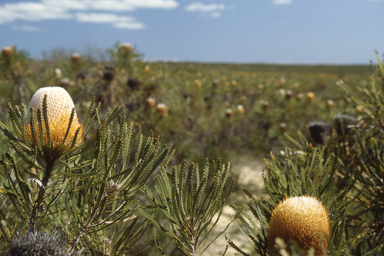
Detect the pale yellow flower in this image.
<box><xmin>24</xmin><ymin>87</ymin><xmax>83</xmax><ymax>154</ymax></box>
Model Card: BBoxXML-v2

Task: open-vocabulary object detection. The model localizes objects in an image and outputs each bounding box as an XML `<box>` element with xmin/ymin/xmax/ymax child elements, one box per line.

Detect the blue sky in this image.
<box><xmin>0</xmin><ymin>0</ymin><xmax>383</xmax><ymax>64</ymax></box>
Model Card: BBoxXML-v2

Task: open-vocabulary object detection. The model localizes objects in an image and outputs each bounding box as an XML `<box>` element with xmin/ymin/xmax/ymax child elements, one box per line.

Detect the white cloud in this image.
<box><xmin>273</xmin><ymin>0</ymin><xmax>292</xmax><ymax>5</ymax></box>
<box><xmin>184</xmin><ymin>3</ymin><xmax>225</xmax><ymax>18</ymax></box>
<box><xmin>75</xmin><ymin>12</ymin><xmax>144</xmax><ymax>29</ymax></box>
<box><xmin>0</xmin><ymin>2</ymin><xmax>72</xmax><ymax>24</ymax></box>
<box><xmin>0</xmin><ymin>0</ymin><xmax>178</xmax><ymax>29</ymax></box>
<box><xmin>12</xmin><ymin>25</ymin><xmax>44</xmax><ymax>32</ymax></box>
<box><xmin>185</xmin><ymin>3</ymin><xmax>225</xmax><ymax>12</ymax></box>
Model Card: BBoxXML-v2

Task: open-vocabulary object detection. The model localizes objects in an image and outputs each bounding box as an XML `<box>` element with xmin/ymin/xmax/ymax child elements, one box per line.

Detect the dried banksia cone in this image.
<box><xmin>59</xmin><ymin>78</ymin><xmax>70</xmax><ymax>88</ymax></box>
<box><xmin>279</xmin><ymin>122</ymin><xmax>288</xmax><ymax>133</ymax></box>
<box><xmin>285</xmin><ymin>90</ymin><xmax>293</xmax><ymax>100</ymax></box>
<box><xmin>24</xmin><ymin>87</ymin><xmax>83</xmax><ymax>154</ymax></box>
<box><xmin>260</xmin><ymin>100</ymin><xmax>269</xmax><ymax>110</ymax></box>
<box><xmin>333</xmin><ymin>114</ymin><xmax>357</xmax><ymax>136</ymax></box>
<box><xmin>103</xmin><ymin>66</ymin><xmax>115</xmax><ymax>81</ymax></box>
<box><xmin>326</xmin><ymin>100</ymin><xmax>335</xmax><ymax>109</ymax></box>
<box><xmin>127</xmin><ymin>78</ymin><xmax>140</xmax><ymax>90</ymax></box>
<box><xmin>225</xmin><ymin>109</ymin><xmax>233</xmax><ymax>118</ymax></box>
<box><xmin>267</xmin><ymin>196</ymin><xmax>331</xmax><ymax>256</ymax></box>
<box><xmin>309</xmin><ymin>122</ymin><xmax>333</xmax><ymax>145</ymax></box>
<box><xmin>2</xmin><ymin>45</ymin><xmax>14</xmax><ymax>59</ymax></box>
<box><xmin>121</xmin><ymin>43</ymin><xmax>132</xmax><ymax>53</ymax></box>
<box><xmin>8</xmin><ymin>231</ymin><xmax>67</xmax><ymax>256</ymax></box>
<box><xmin>156</xmin><ymin>103</ymin><xmax>169</xmax><ymax>117</ymax></box>
<box><xmin>145</xmin><ymin>97</ymin><xmax>156</xmax><ymax>108</ymax></box>
<box><xmin>70</xmin><ymin>53</ymin><xmax>81</xmax><ymax>64</ymax></box>
<box><xmin>212</xmin><ymin>79</ymin><xmax>220</xmax><ymax>87</ymax></box>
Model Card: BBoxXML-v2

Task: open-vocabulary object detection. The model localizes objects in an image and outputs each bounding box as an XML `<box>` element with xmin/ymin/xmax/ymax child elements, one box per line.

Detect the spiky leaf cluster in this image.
<box><xmin>0</xmin><ymin>96</ymin><xmax>172</xmax><ymax>255</ymax></box>
<box><xmin>336</xmin><ymin>53</ymin><xmax>384</xmax><ymax>254</ymax></box>
<box><xmin>228</xmin><ymin>145</ymin><xmax>368</xmax><ymax>256</ymax></box>
<box><xmin>140</xmin><ymin>159</ymin><xmax>235</xmax><ymax>256</ymax></box>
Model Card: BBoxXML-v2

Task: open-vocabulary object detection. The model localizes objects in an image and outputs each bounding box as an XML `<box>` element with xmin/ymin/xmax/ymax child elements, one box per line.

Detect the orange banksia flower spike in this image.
<box><xmin>24</xmin><ymin>87</ymin><xmax>84</xmax><ymax>162</ymax></box>
<box><xmin>267</xmin><ymin>196</ymin><xmax>331</xmax><ymax>256</ymax></box>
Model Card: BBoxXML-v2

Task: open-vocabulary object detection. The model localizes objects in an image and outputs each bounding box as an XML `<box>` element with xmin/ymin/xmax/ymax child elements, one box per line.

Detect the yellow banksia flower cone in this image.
<box><xmin>24</xmin><ymin>87</ymin><xmax>84</xmax><ymax>154</ymax></box>
<box><xmin>267</xmin><ymin>196</ymin><xmax>331</xmax><ymax>256</ymax></box>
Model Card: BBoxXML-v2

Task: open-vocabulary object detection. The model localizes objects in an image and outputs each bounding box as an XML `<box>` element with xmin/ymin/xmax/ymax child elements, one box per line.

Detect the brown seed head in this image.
<box><xmin>145</xmin><ymin>97</ymin><xmax>156</xmax><ymax>108</ymax></box>
<box><xmin>156</xmin><ymin>103</ymin><xmax>169</xmax><ymax>117</ymax></box>
<box><xmin>121</xmin><ymin>43</ymin><xmax>132</xmax><ymax>53</ymax></box>
<box><xmin>326</xmin><ymin>100</ymin><xmax>335</xmax><ymax>109</ymax></box>
<box><xmin>2</xmin><ymin>45</ymin><xmax>14</xmax><ymax>59</ymax></box>
<box><xmin>279</xmin><ymin>122</ymin><xmax>288</xmax><ymax>133</ymax></box>
<box><xmin>267</xmin><ymin>196</ymin><xmax>331</xmax><ymax>256</ymax></box>
<box><xmin>261</xmin><ymin>100</ymin><xmax>270</xmax><ymax>110</ymax></box>
<box><xmin>225</xmin><ymin>109</ymin><xmax>233</xmax><ymax>118</ymax></box>
<box><xmin>70</xmin><ymin>53</ymin><xmax>81</xmax><ymax>64</ymax></box>
<box><xmin>285</xmin><ymin>90</ymin><xmax>293</xmax><ymax>99</ymax></box>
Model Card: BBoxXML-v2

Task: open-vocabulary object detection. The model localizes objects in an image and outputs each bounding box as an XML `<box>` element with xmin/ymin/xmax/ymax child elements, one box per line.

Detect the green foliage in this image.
<box><xmin>140</xmin><ymin>159</ymin><xmax>235</xmax><ymax>256</ymax></box>
<box><xmin>0</xmin><ymin>96</ymin><xmax>172</xmax><ymax>255</ymax></box>
<box><xmin>228</xmin><ymin>144</ymin><xmax>371</xmax><ymax>255</ymax></box>
<box><xmin>0</xmin><ymin>43</ymin><xmax>383</xmax><ymax>256</ymax></box>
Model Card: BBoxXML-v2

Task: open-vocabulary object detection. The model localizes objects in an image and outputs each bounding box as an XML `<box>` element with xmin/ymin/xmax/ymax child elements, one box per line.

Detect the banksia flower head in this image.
<box><xmin>156</xmin><ymin>103</ymin><xmax>169</xmax><ymax>117</ymax></box>
<box><xmin>121</xmin><ymin>42</ymin><xmax>132</xmax><ymax>53</ymax></box>
<box><xmin>306</xmin><ymin>92</ymin><xmax>316</xmax><ymax>101</ymax></box>
<box><xmin>70</xmin><ymin>53</ymin><xmax>81</xmax><ymax>64</ymax></box>
<box><xmin>237</xmin><ymin>105</ymin><xmax>244</xmax><ymax>114</ymax></box>
<box><xmin>2</xmin><ymin>45</ymin><xmax>14</xmax><ymax>59</ymax></box>
<box><xmin>267</xmin><ymin>196</ymin><xmax>331</xmax><ymax>256</ymax></box>
<box><xmin>24</xmin><ymin>87</ymin><xmax>83</xmax><ymax>156</ymax></box>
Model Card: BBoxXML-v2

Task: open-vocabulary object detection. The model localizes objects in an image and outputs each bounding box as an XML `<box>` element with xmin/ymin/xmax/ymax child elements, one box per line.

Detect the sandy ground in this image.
<box><xmin>203</xmin><ymin>155</ymin><xmax>268</xmax><ymax>256</ymax></box>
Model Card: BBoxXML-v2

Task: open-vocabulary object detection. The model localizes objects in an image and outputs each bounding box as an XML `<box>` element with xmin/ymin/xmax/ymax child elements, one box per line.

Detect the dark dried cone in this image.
<box><xmin>7</xmin><ymin>232</ymin><xmax>67</xmax><ymax>256</ymax></box>
<box><xmin>309</xmin><ymin>122</ymin><xmax>333</xmax><ymax>145</ymax></box>
<box><xmin>76</xmin><ymin>71</ymin><xmax>88</xmax><ymax>81</ymax></box>
<box><xmin>127</xmin><ymin>78</ymin><xmax>140</xmax><ymax>90</ymax></box>
<box><xmin>103</xmin><ymin>66</ymin><xmax>115</xmax><ymax>81</ymax></box>
<box><xmin>333</xmin><ymin>114</ymin><xmax>357</xmax><ymax>136</ymax></box>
